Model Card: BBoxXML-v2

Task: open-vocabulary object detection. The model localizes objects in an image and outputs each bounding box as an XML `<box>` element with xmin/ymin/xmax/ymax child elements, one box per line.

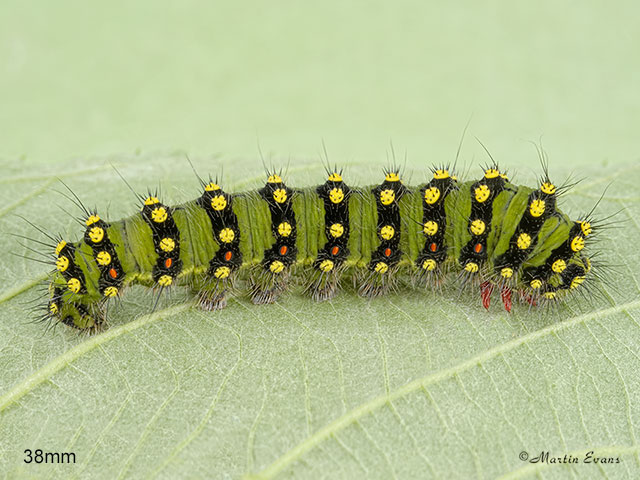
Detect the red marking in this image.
<box><xmin>109</xmin><ymin>268</ymin><xmax>117</xmax><ymax>279</ymax></box>
<box><xmin>279</xmin><ymin>245</ymin><xmax>288</xmax><ymax>256</ymax></box>
<box><xmin>429</xmin><ymin>242</ymin><xmax>437</xmax><ymax>252</ymax></box>
<box><xmin>384</xmin><ymin>248</ymin><xmax>392</xmax><ymax>257</ymax></box>
<box><xmin>474</xmin><ymin>243</ymin><xmax>483</xmax><ymax>254</ymax></box>
<box><xmin>224</xmin><ymin>251</ymin><xmax>232</xmax><ymax>261</ymax></box>
<box><xmin>165</xmin><ymin>258</ymin><xmax>172</xmax><ymax>268</ymax></box>
<box><xmin>501</xmin><ymin>285</ymin><xmax>513</xmax><ymax>313</ymax></box>
<box><xmin>331</xmin><ymin>246</ymin><xmax>339</xmax><ymax>255</ymax></box>
<box><xmin>481</xmin><ymin>281</ymin><xmax>494</xmax><ymax>310</ymax></box>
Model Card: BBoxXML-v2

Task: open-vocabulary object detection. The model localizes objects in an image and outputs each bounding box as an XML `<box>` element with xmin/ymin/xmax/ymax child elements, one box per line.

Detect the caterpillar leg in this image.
<box><xmin>196</xmin><ymin>279</ymin><xmax>229</xmax><ymax>311</ymax></box>
<box><xmin>195</xmin><ymin>257</ymin><xmax>239</xmax><ymax>311</ymax></box>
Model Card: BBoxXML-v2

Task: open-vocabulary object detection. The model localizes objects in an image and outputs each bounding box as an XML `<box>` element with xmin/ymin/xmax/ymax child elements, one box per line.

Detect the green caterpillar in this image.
<box><xmin>45</xmin><ymin>164</ymin><xmax>595</xmax><ymax>331</ymax></box>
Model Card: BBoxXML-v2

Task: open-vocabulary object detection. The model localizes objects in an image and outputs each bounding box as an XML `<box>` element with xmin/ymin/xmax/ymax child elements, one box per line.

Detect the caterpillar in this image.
<box><xmin>40</xmin><ymin>162</ymin><xmax>597</xmax><ymax>331</ymax></box>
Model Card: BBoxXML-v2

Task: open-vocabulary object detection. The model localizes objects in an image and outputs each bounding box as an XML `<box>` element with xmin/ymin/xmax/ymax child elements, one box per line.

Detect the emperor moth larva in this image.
<box><xmin>42</xmin><ymin>163</ymin><xmax>596</xmax><ymax>331</ymax></box>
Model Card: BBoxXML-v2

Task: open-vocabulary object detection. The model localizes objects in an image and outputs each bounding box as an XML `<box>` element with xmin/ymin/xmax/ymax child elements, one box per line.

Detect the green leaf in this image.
<box><xmin>1</xmin><ymin>154</ymin><xmax>639</xmax><ymax>479</ymax></box>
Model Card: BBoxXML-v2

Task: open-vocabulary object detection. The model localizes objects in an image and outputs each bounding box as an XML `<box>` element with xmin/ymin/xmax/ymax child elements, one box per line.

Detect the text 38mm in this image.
<box><xmin>24</xmin><ymin>449</ymin><xmax>76</xmax><ymax>464</ymax></box>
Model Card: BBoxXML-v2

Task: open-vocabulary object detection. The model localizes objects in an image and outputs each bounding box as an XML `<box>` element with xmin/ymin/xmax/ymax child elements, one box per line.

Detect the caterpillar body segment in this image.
<box><xmin>46</xmin><ymin>165</ymin><xmax>596</xmax><ymax>330</ymax></box>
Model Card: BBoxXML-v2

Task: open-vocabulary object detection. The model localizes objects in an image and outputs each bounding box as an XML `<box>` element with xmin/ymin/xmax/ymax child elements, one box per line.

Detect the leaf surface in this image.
<box><xmin>1</xmin><ymin>155</ymin><xmax>639</xmax><ymax>479</ymax></box>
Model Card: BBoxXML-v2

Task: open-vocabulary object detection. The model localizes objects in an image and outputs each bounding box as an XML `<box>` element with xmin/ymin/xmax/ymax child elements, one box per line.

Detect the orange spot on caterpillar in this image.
<box><xmin>109</xmin><ymin>268</ymin><xmax>117</xmax><ymax>279</ymax></box>
<box><xmin>331</xmin><ymin>246</ymin><xmax>339</xmax><ymax>255</ymax></box>
<box><xmin>165</xmin><ymin>258</ymin><xmax>172</xmax><ymax>268</ymax></box>
<box><xmin>279</xmin><ymin>245</ymin><xmax>288</xmax><ymax>256</ymax></box>
<box><xmin>429</xmin><ymin>242</ymin><xmax>437</xmax><ymax>252</ymax></box>
<box><xmin>224</xmin><ymin>251</ymin><xmax>232</xmax><ymax>261</ymax></box>
<box><xmin>474</xmin><ymin>243</ymin><xmax>483</xmax><ymax>253</ymax></box>
<box><xmin>384</xmin><ymin>248</ymin><xmax>391</xmax><ymax>257</ymax></box>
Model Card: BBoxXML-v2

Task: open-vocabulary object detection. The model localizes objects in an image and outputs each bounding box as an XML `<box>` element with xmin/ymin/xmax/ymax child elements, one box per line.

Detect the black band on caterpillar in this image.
<box><xmin>416</xmin><ymin>168</ymin><xmax>458</xmax><ymax>276</ymax></box>
<box><xmin>493</xmin><ymin>177</ymin><xmax>558</xmax><ymax>280</ymax></box>
<box><xmin>459</xmin><ymin>167</ymin><xmax>507</xmax><ymax>274</ymax></box>
<box><xmin>83</xmin><ymin>214</ymin><xmax>124</xmax><ymax>298</ymax></box>
<box><xmin>358</xmin><ymin>171</ymin><xmax>407</xmax><ymax>298</ymax></box>
<box><xmin>306</xmin><ymin>171</ymin><xmax>351</xmax><ymax>301</ymax></box>
<box><xmin>140</xmin><ymin>196</ymin><xmax>183</xmax><ymax>287</ymax></box>
<box><xmin>250</xmin><ymin>174</ymin><xmax>298</xmax><ymax>304</ymax></box>
<box><xmin>196</xmin><ymin>182</ymin><xmax>243</xmax><ymax>310</ymax></box>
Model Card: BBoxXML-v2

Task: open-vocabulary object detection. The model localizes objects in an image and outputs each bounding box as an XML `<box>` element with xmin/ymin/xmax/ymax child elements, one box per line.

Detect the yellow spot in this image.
<box><xmin>67</xmin><ymin>277</ymin><xmax>81</xmax><ymax>293</ymax></box>
<box><xmin>501</xmin><ymin>267</ymin><xmax>513</xmax><ymax>278</ymax></box>
<box><xmin>422</xmin><ymin>259</ymin><xmax>437</xmax><ymax>271</ymax></box>
<box><xmin>85</xmin><ymin>214</ymin><xmax>100</xmax><ymax>226</ymax></box>
<box><xmin>380</xmin><ymin>189</ymin><xmax>395</xmax><ymax>205</ymax></box>
<box><xmin>104</xmin><ymin>286</ymin><xmax>118</xmax><ymax>297</ymax></box>
<box><xmin>151</xmin><ymin>207</ymin><xmax>167</xmax><ymax>223</ymax></box>
<box><xmin>474</xmin><ymin>184</ymin><xmax>490</xmax><ymax>203</ymax></box>
<box><xmin>517</xmin><ymin>233</ymin><xmax>532</xmax><ymax>250</ymax></box>
<box><xmin>278</xmin><ymin>222</ymin><xmax>292</xmax><ymax>237</ymax></box>
<box><xmin>451</xmin><ymin>175</ymin><xmax>458</xmax><ymax>181</ymax></box>
<box><xmin>329</xmin><ymin>187</ymin><xmax>344</xmax><ymax>204</ymax></box>
<box><xmin>484</xmin><ymin>168</ymin><xmax>500</xmax><ymax>179</ymax></box>
<box><xmin>328</xmin><ymin>172</ymin><xmax>342</xmax><ymax>182</ymax></box>
<box><xmin>433</xmin><ymin>169</ymin><xmax>449</xmax><ymax>180</ymax></box>
<box><xmin>56</xmin><ymin>256</ymin><xmax>69</xmax><ymax>272</ymax></box>
<box><xmin>96</xmin><ymin>251</ymin><xmax>111</xmax><ymax>266</ymax></box>
<box><xmin>158</xmin><ymin>274</ymin><xmax>173</xmax><ymax>286</ymax></box>
<box><xmin>210</xmin><ymin>195</ymin><xmax>227</xmax><ymax>211</ymax></box>
<box><xmin>423</xmin><ymin>221</ymin><xmax>438</xmax><ymax>236</ymax></box>
<box><xmin>270</xmin><ymin>260</ymin><xmax>285</xmax><ymax>273</ymax></box>
<box><xmin>88</xmin><ymin>226</ymin><xmax>104</xmax><ymax>243</ymax></box>
<box><xmin>552</xmin><ymin>259</ymin><xmax>566</xmax><ymax>273</ymax></box>
<box><xmin>529</xmin><ymin>199</ymin><xmax>545</xmax><ymax>217</ymax></box>
<box><xmin>530</xmin><ymin>279</ymin><xmax>542</xmax><ymax>289</ymax></box>
<box><xmin>144</xmin><ymin>196</ymin><xmax>159</xmax><ymax>206</ymax></box>
<box><xmin>273</xmin><ymin>188</ymin><xmax>287</xmax><ymax>203</ymax></box>
<box><xmin>544</xmin><ymin>291</ymin><xmax>556</xmax><ymax>299</ymax></box>
<box><xmin>541</xmin><ymin>182</ymin><xmax>557</xmax><ymax>195</ymax></box>
<box><xmin>374</xmin><ymin>262</ymin><xmax>389</xmax><ymax>274</ymax></box>
<box><xmin>214</xmin><ymin>266</ymin><xmax>231</xmax><ymax>279</ymax></box>
<box><xmin>160</xmin><ymin>237</ymin><xmax>176</xmax><ymax>252</ymax></box>
<box><xmin>330</xmin><ymin>223</ymin><xmax>344</xmax><ymax>238</ymax></box>
<box><xmin>55</xmin><ymin>241</ymin><xmax>67</xmax><ymax>255</ymax></box>
<box><xmin>49</xmin><ymin>303</ymin><xmax>59</xmax><ymax>315</ymax></box>
<box><xmin>380</xmin><ymin>225</ymin><xmax>395</xmax><ymax>240</ymax></box>
<box><xmin>571</xmin><ymin>236</ymin><xmax>585</xmax><ymax>252</ymax></box>
<box><xmin>500</xmin><ymin>173</ymin><xmax>509</xmax><ymax>181</ymax></box>
<box><xmin>385</xmin><ymin>172</ymin><xmax>400</xmax><ymax>182</ymax></box>
<box><xmin>219</xmin><ymin>228</ymin><xmax>235</xmax><ymax>243</ymax></box>
<box><xmin>585</xmin><ymin>257</ymin><xmax>592</xmax><ymax>272</ymax></box>
<box><xmin>319</xmin><ymin>259</ymin><xmax>334</xmax><ymax>272</ymax></box>
<box><xmin>580</xmin><ymin>221</ymin><xmax>592</xmax><ymax>236</ymax></box>
<box><xmin>571</xmin><ymin>276</ymin><xmax>585</xmax><ymax>289</ymax></box>
<box><xmin>205</xmin><ymin>182</ymin><xmax>220</xmax><ymax>191</ymax></box>
<box><xmin>470</xmin><ymin>219</ymin><xmax>486</xmax><ymax>235</ymax></box>
<box><xmin>267</xmin><ymin>174</ymin><xmax>282</xmax><ymax>184</ymax></box>
<box><xmin>464</xmin><ymin>262</ymin><xmax>479</xmax><ymax>273</ymax></box>
<box><xmin>424</xmin><ymin>186</ymin><xmax>441</xmax><ymax>205</ymax></box>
